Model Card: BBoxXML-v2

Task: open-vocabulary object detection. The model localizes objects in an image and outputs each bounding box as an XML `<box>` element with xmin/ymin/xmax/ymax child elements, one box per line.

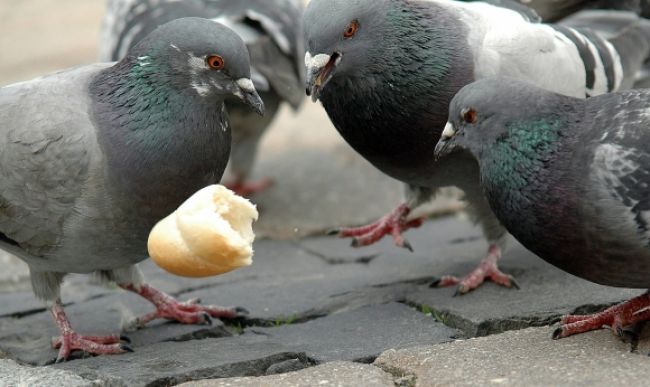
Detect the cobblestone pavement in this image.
<box><xmin>2</xmin><ymin>2</ymin><xmax>650</xmax><ymax>386</ymax></box>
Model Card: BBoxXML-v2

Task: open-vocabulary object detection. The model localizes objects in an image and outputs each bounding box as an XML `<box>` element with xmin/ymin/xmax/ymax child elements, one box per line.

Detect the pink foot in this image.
<box><xmin>329</xmin><ymin>203</ymin><xmax>425</xmax><ymax>251</ymax></box>
<box><xmin>51</xmin><ymin>301</ymin><xmax>131</xmax><ymax>362</ymax></box>
<box><xmin>432</xmin><ymin>245</ymin><xmax>518</xmax><ymax>295</ymax></box>
<box><xmin>121</xmin><ymin>284</ymin><xmax>248</xmax><ymax>329</ymax></box>
<box><xmin>553</xmin><ymin>293</ymin><xmax>650</xmax><ymax>339</ymax></box>
<box><xmin>225</xmin><ymin>177</ymin><xmax>273</xmax><ymax>197</ymax></box>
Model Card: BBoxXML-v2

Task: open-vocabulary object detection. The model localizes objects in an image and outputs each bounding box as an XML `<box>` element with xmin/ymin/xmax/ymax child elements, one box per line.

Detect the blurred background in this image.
<box><xmin>0</xmin><ymin>0</ymin><xmax>106</xmax><ymax>86</ymax></box>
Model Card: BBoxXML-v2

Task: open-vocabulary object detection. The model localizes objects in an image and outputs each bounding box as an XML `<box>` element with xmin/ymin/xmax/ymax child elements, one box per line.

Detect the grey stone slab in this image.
<box><xmin>374</xmin><ymin>327</ymin><xmax>650</xmax><ymax>387</ymax></box>
<box><xmin>295</xmin><ymin>214</ymin><xmax>482</xmax><ymax>265</ymax></box>
<box><xmin>54</xmin><ymin>335</ymin><xmax>310</xmax><ymax>387</ymax></box>
<box><xmin>0</xmin><ymin>291</ymin><xmax>231</xmax><ymax>365</ymax></box>
<box><xmin>0</xmin><ymin>274</ymin><xmax>119</xmax><ymax>318</ymax></box>
<box><xmin>402</xmin><ymin>240</ymin><xmax>640</xmax><ymax>337</ymax></box>
<box><xmin>138</xmin><ymin>239</ymin><xmax>326</xmax><ymax>296</ymax></box>
<box><xmin>247</xmin><ymin>303</ymin><xmax>459</xmax><ymax>363</ymax></box>
<box><xmin>298</xmin><ymin>216</ymin><xmax>641</xmax><ymax>338</ymax></box>
<box><xmin>180</xmin><ymin>361</ymin><xmax>396</xmax><ymax>387</ymax></box>
<box><xmin>177</xmin><ymin>241</ymin><xmax>441</xmax><ymax>324</ymax></box>
<box><xmin>0</xmin><ymin>359</ymin><xmax>97</xmax><ymax>387</ymax></box>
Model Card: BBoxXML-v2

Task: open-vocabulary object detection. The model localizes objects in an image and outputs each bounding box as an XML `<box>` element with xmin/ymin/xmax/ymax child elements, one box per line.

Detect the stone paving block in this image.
<box><xmin>401</xmin><ymin>240</ymin><xmax>640</xmax><ymax>337</ymax></box>
<box><xmin>137</xmin><ymin>239</ymin><xmax>327</xmax><ymax>296</ymax></box>
<box><xmin>303</xmin><ymin>216</ymin><xmax>639</xmax><ymax>337</ymax></box>
<box><xmin>374</xmin><ymin>327</ymin><xmax>650</xmax><ymax>387</ymax></box>
<box><xmin>0</xmin><ymin>292</ymin><xmax>231</xmax><ymax>365</ymax></box>
<box><xmin>180</xmin><ymin>361</ymin><xmax>396</xmax><ymax>387</ymax></box>
<box><xmin>54</xmin><ymin>335</ymin><xmax>311</xmax><ymax>387</ymax></box>
<box><xmin>247</xmin><ymin>303</ymin><xmax>459</xmax><ymax>363</ymax></box>
<box><xmin>3</xmin><ymin>217</ymin><xmax>642</xmax><ymax>367</ymax></box>
<box><xmin>0</xmin><ymin>359</ymin><xmax>96</xmax><ymax>387</ymax></box>
<box><xmin>294</xmin><ymin>216</ymin><xmax>641</xmax><ymax>338</ymax></box>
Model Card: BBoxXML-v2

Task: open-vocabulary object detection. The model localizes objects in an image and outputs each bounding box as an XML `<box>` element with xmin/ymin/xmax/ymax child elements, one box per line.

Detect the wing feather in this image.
<box><xmin>0</xmin><ymin>65</ymin><xmax>106</xmax><ymax>257</ymax></box>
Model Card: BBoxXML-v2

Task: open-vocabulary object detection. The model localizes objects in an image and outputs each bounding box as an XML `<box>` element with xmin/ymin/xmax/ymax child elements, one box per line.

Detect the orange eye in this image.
<box><xmin>206</xmin><ymin>55</ymin><xmax>225</xmax><ymax>70</ymax></box>
<box><xmin>462</xmin><ymin>108</ymin><xmax>477</xmax><ymax>124</ymax></box>
<box><xmin>343</xmin><ymin>20</ymin><xmax>359</xmax><ymax>39</ymax></box>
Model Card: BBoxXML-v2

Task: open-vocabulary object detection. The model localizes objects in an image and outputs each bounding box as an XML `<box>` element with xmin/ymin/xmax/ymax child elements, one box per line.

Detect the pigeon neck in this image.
<box><xmin>89</xmin><ymin>59</ymin><xmax>231</xmax><ymax>214</ymax></box>
<box><xmin>479</xmin><ymin>118</ymin><xmax>571</xmax><ymax>232</ymax></box>
<box><xmin>481</xmin><ymin>119</ymin><xmax>564</xmax><ymax>192</ymax></box>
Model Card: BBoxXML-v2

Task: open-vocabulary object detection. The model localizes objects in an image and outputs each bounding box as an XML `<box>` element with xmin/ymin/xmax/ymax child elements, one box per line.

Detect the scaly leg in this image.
<box><xmin>224</xmin><ymin>176</ymin><xmax>273</xmax><ymax>197</ymax></box>
<box><xmin>51</xmin><ymin>300</ymin><xmax>132</xmax><ymax>362</ymax></box>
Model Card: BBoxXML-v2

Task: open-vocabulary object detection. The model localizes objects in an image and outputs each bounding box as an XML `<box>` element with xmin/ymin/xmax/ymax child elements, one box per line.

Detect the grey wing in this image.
<box><xmin>587</xmin><ymin>91</ymin><xmax>650</xmax><ymax>247</ymax></box>
<box><xmin>100</xmin><ymin>0</ymin><xmax>209</xmax><ymax>61</ymax></box>
<box><xmin>0</xmin><ymin>66</ymin><xmax>103</xmax><ymax>259</ymax></box>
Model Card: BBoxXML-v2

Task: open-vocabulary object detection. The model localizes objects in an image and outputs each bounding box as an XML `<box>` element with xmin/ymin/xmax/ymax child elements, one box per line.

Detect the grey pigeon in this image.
<box><xmin>304</xmin><ymin>0</ymin><xmax>650</xmax><ymax>294</ymax></box>
<box><xmin>0</xmin><ymin>17</ymin><xmax>263</xmax><ymax>362</ymax></box>
<box><xmin>505</xmin><ymin>0</ymin><xmax>650</xmax><ymax>22</ymax></box>
<box><xmin>434</xmin><ymin>77</ymin><xmax>650</xmax><ymax>339</ymax></box>
<box><xmin>101</xmin><ymin>0</ymin><xmax>305</xmax><ymax>196</ymax></box>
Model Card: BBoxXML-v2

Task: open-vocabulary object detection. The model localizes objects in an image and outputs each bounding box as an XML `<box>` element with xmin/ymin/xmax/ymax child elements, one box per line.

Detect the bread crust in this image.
<box><xmin>148</xmin><ymin>185</ymin><xmax>258</xmax><ymax>277</ymax></box>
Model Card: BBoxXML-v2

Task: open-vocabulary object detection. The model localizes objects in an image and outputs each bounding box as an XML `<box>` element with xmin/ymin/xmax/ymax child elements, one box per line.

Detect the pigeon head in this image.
<box><xmin>127</xmin><ymin>17</ymin><xmax>264</xmax><ymax>115</ymax></box>
<box><xmin>434</xmin><ymin>77</ymin><xmax>579</xmax><ymax>161</ymax></box>
<box><xmin>303</xmin><ymin>0</ymin><xmax>391</xmax><ymax>102</ymax></box>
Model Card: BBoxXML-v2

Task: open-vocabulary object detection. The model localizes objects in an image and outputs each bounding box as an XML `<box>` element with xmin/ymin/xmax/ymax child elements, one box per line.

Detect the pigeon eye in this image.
<box><xmin>206</xmin><ymin>55</ymin><xmax>225</xmax><ymax>70</ymax></box>
<box><xmin>343</xmin><ymin>20</ymin><xmax>359</xmax><ymax>39</ymax></box>
<box><xmin>462</xmin><ymin>108</ymin><xmax>477</xmax><ymax>124</ymax></box>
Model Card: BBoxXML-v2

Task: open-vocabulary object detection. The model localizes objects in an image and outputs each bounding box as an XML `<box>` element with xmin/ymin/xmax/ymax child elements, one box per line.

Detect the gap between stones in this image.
<box><xmin>291</xmin><ymin>241</ymin><xmax>381</xmax><ymax>265</ymax></box>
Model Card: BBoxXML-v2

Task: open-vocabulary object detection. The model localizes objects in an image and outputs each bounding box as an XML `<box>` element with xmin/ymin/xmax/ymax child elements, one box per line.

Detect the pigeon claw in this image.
<box><xmin>122</xmin><ymin>283</ymin><xmax>249</xmax><ymax>328</ymax></box>
<box><xmin>52</xmin><ymin>333</ymin><xmax>131</xmax><ymax>362</ymax></box>
<box><xmin>553</xmin><ymin>293</ymin><xmax>650</xmax><ymax>339</ymax></box>
<box><xmin>434</xmin><ymin>245</ymin><xmax>518</xmax><ymax>295</ymax></box>
<box><xmin>332</xmin><ymin>203</ymin><xmax>423</xmax><ymax>249</ymax></box>
<box><xmin>200</xmin><ymin>312</ymin><xmax>213</xmax><ymax>326</ymax></box>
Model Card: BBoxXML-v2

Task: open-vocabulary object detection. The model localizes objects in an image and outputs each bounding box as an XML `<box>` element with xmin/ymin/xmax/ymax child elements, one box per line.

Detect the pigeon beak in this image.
<box><xmin>305</xmin><ymin>52</ymin><xmax>342</xmax><ymax>102</ymax></box>
<box><xmin>434</xmin><ymin>122</ymin><xmax>458</xmax><ymax>160</ymax></box>
<box><xmin>236</xmin><ymin>78</ymin><xmax>265</xmax><ymax>116</ymax></box>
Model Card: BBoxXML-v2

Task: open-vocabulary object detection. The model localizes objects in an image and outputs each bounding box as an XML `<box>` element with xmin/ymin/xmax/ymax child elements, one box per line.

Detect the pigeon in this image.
<box><xmin>101</xmin><ymin>0</ymin><xmax>305</xmax><ymax>197</ymax></box>
<box><xmin>0</xmin><ymin>17</ymin><xmax>263</xmax><ymax>361</ymax></box>
<box><xmin>504</xmin><ymin>0</ymin><xmax>649</xmax><ymax>22</ymax></box>
<box><xmin>304</xmin><ymin>0</ymin><xmax>650</xmax><ymax>294</ymax></box>
<box><xmin>434</xmin><ymin>76</ymin><xmax>650</xmax><ymax>338</ymax></box>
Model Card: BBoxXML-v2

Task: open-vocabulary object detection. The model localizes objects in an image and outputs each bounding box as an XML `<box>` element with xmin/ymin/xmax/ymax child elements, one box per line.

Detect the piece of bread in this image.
<box><xmin>148</xmin><ymin>185</ymin><xmax>259</xmax><ymax>277</ymax></box>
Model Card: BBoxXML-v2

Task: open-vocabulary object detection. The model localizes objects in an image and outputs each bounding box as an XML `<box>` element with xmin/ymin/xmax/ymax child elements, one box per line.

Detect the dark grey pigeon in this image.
<box><xmin>304</xmin><ymin>0</ymin><xmax>650</xmax><ymax>294</ymax></box>
<box><xmin>0</xmin><ymin>17</ymin><xmax>263</xmax><ymax>362</ymax></box>
<box><xmin>101</xmin><ymin>0</ymin><xmax>305</xmax><ymax>196</ymax></box>
<box><xmin>434</xmin><ymin>77</ymin><xmax>650</xmax><ymax>339</ymax></box>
